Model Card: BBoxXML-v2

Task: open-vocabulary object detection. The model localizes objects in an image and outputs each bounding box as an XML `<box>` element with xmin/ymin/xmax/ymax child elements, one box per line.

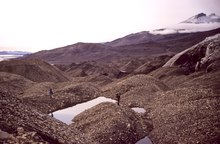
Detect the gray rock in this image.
<box><xmin>17</xmin><ymin>127</ymin><xmax>24</xmax><ymax>136</ymax></box>
<box><xmin>163</xmin><ymin>34</ymin><xmax>220</xmax><ymax>72</ymax></box>
<box><xmin>0</xmin><ymin>130</ymin><xmax>12</xmax><ymax>140</ymax></box>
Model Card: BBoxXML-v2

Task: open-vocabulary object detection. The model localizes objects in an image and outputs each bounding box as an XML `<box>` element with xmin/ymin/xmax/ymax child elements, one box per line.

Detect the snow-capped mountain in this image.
<box><xmin>151</xmin><ymin>13</ymin><xmax>220</xmax><ymax>35</ymax></box>
<box><xmin>182</xmin><ymin>13</ymin><xmax>220</xmax><ymax>24</ymax></box>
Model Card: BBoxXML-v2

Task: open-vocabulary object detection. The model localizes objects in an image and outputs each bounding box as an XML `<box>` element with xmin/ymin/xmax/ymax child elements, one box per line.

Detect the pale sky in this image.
<box><xmin>0</xmin><ymin>0</ymin><xmax>220</xmax><ymax>52</ymax></box>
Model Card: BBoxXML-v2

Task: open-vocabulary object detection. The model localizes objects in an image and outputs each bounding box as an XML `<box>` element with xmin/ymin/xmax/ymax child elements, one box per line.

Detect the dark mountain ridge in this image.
<box><xmin>23</xmin><ymin>28</ymin><xmax>220</xmax><ymax>65</ymax></box>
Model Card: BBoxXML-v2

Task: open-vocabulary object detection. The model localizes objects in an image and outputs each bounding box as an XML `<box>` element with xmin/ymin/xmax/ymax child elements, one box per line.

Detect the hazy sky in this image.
<box><xmin>0</xmin><ymin>0</ymin><xmax>220</xmax><ymax>52</ymax></box>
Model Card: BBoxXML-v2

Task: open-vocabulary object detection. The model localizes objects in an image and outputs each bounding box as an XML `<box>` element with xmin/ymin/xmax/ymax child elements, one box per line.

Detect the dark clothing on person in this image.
<box><xmin>49</xmin><ymin>88</ymin><xmax>53</xmax><ymax>98</ymax></box>
<box><xmin>116</xmin><ymin>94</ymin><xmax>120</xmax><ymax>106</ymax></box>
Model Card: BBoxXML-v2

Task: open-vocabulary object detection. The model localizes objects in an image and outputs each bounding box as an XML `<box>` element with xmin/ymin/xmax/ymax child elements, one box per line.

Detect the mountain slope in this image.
<box><xmin>0</xmin><ymin>59</ymin><xmax>70</xmax><ymax>82</ymax></box>
<box><xmin>24</xmin><ymin>43</ymin><xmax>115</xmax><ymax>64</ymax></box>
<box><xmin>23</xmin><ymin>28</ymin><xmax>220</xmax><ymax>65</ymax></box>
<box><xmin>22</xmin><ymin>13</ymin><xmax>220</xmax><ymax>65</ymax></box>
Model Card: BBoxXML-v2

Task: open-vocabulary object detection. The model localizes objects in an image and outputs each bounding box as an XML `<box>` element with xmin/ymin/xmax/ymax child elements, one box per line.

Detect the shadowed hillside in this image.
<box><xmin>0</xmin><ymin>59</ymin><xmax>70</xmax><ymax>82</ymax></box>
<box><xmin>0</xmin><ymin>72</ymin><xmax>35</xmax><ymax>95</ymax></box>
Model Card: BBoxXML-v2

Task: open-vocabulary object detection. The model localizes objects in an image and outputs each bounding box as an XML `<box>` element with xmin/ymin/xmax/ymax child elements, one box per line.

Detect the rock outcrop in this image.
<box><xmin>71</xmin><ymin>102</ymin><xmax>152</xmax><ymax>144</ymax></box>
<box><xmin>163</xmin><ymin>34</ymin><xmax>220</xmax><ymax>72</ymax></box>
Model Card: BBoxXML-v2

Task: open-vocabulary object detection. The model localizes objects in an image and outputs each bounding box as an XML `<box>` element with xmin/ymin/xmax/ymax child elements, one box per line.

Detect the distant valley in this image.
<box><xmin>0</xmin><ymin>51</ymin><xmax>31</xmax><ymax>61</ymax></box>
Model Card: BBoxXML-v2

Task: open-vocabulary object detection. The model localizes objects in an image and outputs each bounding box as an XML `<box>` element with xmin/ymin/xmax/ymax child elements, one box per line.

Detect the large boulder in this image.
<box><xmin>71</xmin><ymin>102</ymin><xmax>152</xmax><ymax>144</ymax></box>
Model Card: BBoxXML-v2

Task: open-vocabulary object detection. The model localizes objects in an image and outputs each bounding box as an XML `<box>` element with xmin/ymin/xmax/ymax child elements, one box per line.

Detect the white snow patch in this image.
<box><xmin>120</xmin><ymin>70</ymin><xmax>127</xmax><ymax>73</ymax></box>
<box><xmin>53</xmin><ymin>97</ymin><xmax>116</xmax><ymax>124</ymax></box>
<box><xmin>170</xmin><ymin>23</ymin><xmax>220</xmax><ymax>32</ymax></box>
<box><xmin>136</xmin><ymin>136</ymin><xmax>152</xmax><ymax>144</ymax></box>
<box><xmin>131</xmin><ymin>107</ymin><xmax>146</xmax><ymax>114</ymax></box>
<box><xmin>0</xmin><ymin>55</ymin><xmax>23</xmax><ymax>61</ymax></box>
<box><xmin>151</xmin><ymin>29</ymin><xmax>177</xmax><ymax>35</ymax></box>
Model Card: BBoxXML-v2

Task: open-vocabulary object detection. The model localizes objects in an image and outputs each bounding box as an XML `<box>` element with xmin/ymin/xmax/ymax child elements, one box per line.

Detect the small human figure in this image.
<box><xmin>49</xmin><ymin>88</ymin><xmax>53</xmax><ymax>98</ymax></box>
<box><xmin>116</xmin><ymin>93</ymin><xmax>121</xmax><ymax>106</ymax></box>
<box><xmin>51</xmin><ymin>113</ymin><xmax>54</xmax><ymax>117</ymax></box>
<box><xmin>195</xmin><ymin>61</ymin><xmax>201</xmax><ymax>72</ymax></box>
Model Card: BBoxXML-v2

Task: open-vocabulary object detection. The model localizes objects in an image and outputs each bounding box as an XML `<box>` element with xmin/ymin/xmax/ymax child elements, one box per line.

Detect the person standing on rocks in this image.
<box><xmin>116</xmin><ymin>93</ymin><xmax>121</xmax><ymax>106</ymax></box>
<box><xmin>49</xmin><ymin>88</ymin><xmax>53</xmax><ymax>98</ymax></box>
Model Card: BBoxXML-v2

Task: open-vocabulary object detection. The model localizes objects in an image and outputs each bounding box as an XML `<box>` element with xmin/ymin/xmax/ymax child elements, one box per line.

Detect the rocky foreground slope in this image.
<box><xmin>0</xmin><ymin>92</ymin><xmax>95</xmax><ymax>144</ymax></box>
<box><xmin>148</xmin><ymin>88</ymin><xmax>220</xmax><ymax>144</ymax></box>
